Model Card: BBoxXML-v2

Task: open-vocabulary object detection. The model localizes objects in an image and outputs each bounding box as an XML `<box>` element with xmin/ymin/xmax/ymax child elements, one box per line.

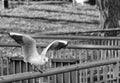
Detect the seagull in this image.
<box><xmin>8</xmin><ymin>32</ymin><xmax>68</xmax><ymax>72</ymax></box>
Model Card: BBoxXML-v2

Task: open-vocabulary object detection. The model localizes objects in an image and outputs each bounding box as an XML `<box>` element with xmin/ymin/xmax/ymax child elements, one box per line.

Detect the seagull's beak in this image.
<box><xmin>65</xmin><ymin>41</ymin><xmax>69</xmax><ymax>47</ymax></box>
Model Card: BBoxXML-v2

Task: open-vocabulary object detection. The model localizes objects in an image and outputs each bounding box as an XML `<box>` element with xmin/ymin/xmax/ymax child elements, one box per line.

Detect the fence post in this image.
<box><xmin>73</xmin><ymin>0</ymin><xmax>76</xmax><ymax>6</ymax></box>
<box><xmin>0</xmin><ymin>50</ymin><xmax>3</xmax><ymax>76</ymax></box>
<box><xmin>26</xmin><ymin>0</ymin><xmax>30</xmax><ymax>5</ymax></box>
<box><xmin>2</xmin><ymin>0</ymin><xmax>9</xmax><ymax>9</ymax></box>
<box><xmin>39</xmin><ymin>78</ymin><xmax>44</xmax><ymax>83</ymax></box>
<box><xmin>113</xmin><ymin>62</ymin><xmax>119</xmax><ymax>79</ymax></box>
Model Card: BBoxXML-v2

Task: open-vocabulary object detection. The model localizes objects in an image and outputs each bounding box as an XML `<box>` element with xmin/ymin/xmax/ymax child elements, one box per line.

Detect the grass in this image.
<box><xmin>0</xmin><ymin>1</ymin><xmax>99</xmax><ymax>34</ymax></box>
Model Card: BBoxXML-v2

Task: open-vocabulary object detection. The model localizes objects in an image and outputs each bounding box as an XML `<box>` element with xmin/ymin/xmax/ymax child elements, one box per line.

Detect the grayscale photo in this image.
<box><xmin>0</xmin><ymin>0</ymin><xmax>120</xmax><ymax>83</ymax></box>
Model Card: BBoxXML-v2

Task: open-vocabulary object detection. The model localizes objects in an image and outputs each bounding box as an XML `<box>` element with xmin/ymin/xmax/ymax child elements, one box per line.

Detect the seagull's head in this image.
<box><xmin>40</xmin><ymin>57</ymin><xmax>49</xmax><ymax>64</ymax></box>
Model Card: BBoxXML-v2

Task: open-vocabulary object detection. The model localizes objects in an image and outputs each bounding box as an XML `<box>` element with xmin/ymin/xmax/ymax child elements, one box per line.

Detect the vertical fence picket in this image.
<box><xmin>68</xmin><ymin>63</ymin><xmax>71</xmax><ymax>83</ymax></box>
<box><xmin>108</xmin><ymin>40</ymin><xmax>111</xmax><ymax>59</ymax></box>
<box><xmin>0</xmin><ymin>57</ymin><xmax>3</xmax><ymax>76</ymax></box>
<box><xmin>13</xmin><ymin>60</ymin><xmax>16</xmax><ymax>74</ymax></box>
<box><xmin>0</xmin><ymin>50</ymin><xmax>1</xmax><ymax>76</ymax></box>
<box><xmin>19</xmin><ymin>60</ymin><xmax>22</xmax><ymax>83</ymax></box>
<box><xmin>61</xmin><ymin>63</ymin><xmax>64</xmax><ymax>83</ymax></box>
<box><xmin>75</xmin><ymin>61</ymin><xmax>79</xmax><ymax>83</ymax></box>
<box><xmin>12</xmin><ymin>60</ymin><xmax>16</xmax><ymax>83</ymax></box>
<box><xmin>25</xmin><ymin>63</ymin><xmax>29</xmax><ymax>83</ymax></box>
<box><xmin>53</xmin><ymin>62</ymin><xmax>57</xmax><ymax>83</ymax></box>
<box><xmin>32</xmin><ymin>65</ymin><xmax>36</xmax><ymax>83</ymax></box>
<box><xmin>46</xmin><ymin>62</ymin><xmax>50</xmax><ymax>83</ymax></box>
<box><xmin>96</xmin><ymin>40</ymin><xmax>100</xmax><ymax>82</ymax></box>
<box><xmin>79</xmin><ymin>55</ymin><xmax>82</xmax><ymax>83</ymax></box>
<box><xmin>107</xmin><ymin>40</ymin><xmax>111</xmax><ymax>83</ymax></box>
<box><xmin>105</xmin><ymin>40</ymin><xmax>109</xmax><ymax>83</ymax></box>
<box><xmin>6</xmin><ymin>57</ymin><xmax>9</xmax><ymax>75</ymax></box>
<box><xmin>114</xmin><ymin>39</ymin><xmax>119</xmax><ymax>83</ymax></box>
<box><xmin>100</xmin><ymin>39</ymin><xmax>104</xmax><ymax>82</ymax></box>
<box><xmin>116</xmin><ymin>40</ymin><xmax>119</xmax><ymax>83</ymax></box>
<box><xmin>89</xmin><ymin>44</ymin><xmax>94</xmax><ymax>83</ymax></box>
<box><xmin>110</xmin><ymin>40</ymin><xmax>114</xmax><ymax>82</ymax></box>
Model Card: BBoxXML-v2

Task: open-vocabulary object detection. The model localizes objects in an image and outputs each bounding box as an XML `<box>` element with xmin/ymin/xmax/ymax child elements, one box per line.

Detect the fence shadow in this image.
<box><xmin>0</xmin><ymin>14</ymin><xmax>99</xmax><ymax>24</ymax></box>
<box><xmin>29</xmin><ymin>8</ymin><xmax>98</xmax><ymax>18</ymax></box>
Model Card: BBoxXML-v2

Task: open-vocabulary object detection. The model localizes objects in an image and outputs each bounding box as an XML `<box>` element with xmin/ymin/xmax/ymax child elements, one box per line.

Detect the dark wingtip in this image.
<box><xmin>63</xmin><ymin>40</ymin><xmax>69</xmax><ymax>47</ymax></box>
<box><xmin>55</xmin><ymin>40</ymin><xmax>69</xmax><ymax>50</ymax></box>
<box><xmin>63</xmin><ymin>41</ymin><xmax>69</xmax><ymax>48</ymax></box>
<box><xmin>8</xmin><ymin>32</ymin><xmax>16</xmax><ymax>37</ymax></box>
<box><xmin>8</xmin><ymin>32</ymin><xmax>15</xmax><ymax>39</ymax></box>
<box><xmin>8</xmin><ymin>32</ymin><xmax>24</xmax><ymax>45</ymax></box>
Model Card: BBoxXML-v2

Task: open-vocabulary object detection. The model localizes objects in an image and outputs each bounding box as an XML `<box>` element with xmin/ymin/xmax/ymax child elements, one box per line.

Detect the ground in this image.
<box><xmin>0</xmin><ymin>1</ymin><xmax>99</xmax><ymax>34</ymax></box>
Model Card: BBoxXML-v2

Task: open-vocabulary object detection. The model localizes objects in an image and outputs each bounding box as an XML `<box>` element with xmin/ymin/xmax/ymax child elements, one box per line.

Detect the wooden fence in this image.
<box><xmin>0</xmin><ymin>35</ymin><xmax>120</xmax><ymax>83</ymax></box>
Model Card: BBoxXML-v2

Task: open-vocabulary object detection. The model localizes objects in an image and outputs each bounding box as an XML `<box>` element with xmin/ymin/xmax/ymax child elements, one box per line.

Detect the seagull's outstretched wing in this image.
<box><xmin>9</xmin><ymin>32</ymin><xmax>38</xmax><ymax>62</ymax></box>
<box><xmin>41</xmin><ymin>40</ymin><xmax>68</xmax><ymax>56</ymax></box>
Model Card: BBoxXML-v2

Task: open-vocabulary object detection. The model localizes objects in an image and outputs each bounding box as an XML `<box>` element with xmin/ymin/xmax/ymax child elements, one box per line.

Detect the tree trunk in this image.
<box><xmin>97</xmin><ymin>0</ymin><xmax>120</xmax><ymax>36</ymax></box>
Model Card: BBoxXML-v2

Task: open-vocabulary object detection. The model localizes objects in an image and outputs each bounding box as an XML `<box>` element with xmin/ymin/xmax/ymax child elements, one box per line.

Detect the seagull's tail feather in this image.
<box><xmin>8</xmin><ymin>32</ymin><xmax>24</xmax><ymax>45</ymax></box>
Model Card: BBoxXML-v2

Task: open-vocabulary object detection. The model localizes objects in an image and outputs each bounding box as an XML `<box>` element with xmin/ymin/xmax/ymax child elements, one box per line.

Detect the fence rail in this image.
<box><xmin>31</xmin><ymin>35</ymin><xmax>120</xmax><ymax>40</ymax></box>
<box><xmin>0</xmin><ymin>43</ymin><xmax>120</xmax><ymax>49</ymax></box>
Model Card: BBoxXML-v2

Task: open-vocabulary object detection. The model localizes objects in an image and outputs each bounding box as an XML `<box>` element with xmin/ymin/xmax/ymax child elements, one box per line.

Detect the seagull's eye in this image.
<box><xmin>44</xmin><ymin>58</ymin><xmax>48</xmax><ymax>62</ymax></box>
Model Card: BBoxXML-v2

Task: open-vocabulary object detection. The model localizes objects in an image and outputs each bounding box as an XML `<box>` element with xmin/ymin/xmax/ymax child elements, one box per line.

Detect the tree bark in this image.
<box><xmin>97</xmin><ymin>0</ymin><xmax>120</xmax><ymax>36</ymax></box>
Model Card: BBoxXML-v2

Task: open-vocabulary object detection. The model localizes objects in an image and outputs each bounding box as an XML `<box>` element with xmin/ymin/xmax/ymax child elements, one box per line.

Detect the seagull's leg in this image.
<box><xmin>31</xmin><ymin>64</ymin><xmax>44</xmax><ymax>73</ymax></box>
<box><xmin>34</xmin><ymin>65</ymin><xmax>44</xmax><ymax>73</ymax></box>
